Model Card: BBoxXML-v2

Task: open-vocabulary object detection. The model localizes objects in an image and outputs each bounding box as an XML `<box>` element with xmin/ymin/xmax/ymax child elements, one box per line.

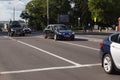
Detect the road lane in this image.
<box><xmin>10</xmin><ymin>35</ymin><xmax>100</xmax><ymax>65</ymax></box>
<box><xmin>0</xmin><ymin>36</ymin><xmax>74</xmax><ymax>72</ymax></box>
<box><xmin>0</xmin><ymin>32</ymin><xmax>120</xmax><ymax>80</ymax></box>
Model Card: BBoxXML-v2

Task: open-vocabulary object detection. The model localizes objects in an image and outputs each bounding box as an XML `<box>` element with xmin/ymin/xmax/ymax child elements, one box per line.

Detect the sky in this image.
<box><xmin>0</xmin><ymin>0</ymin><xmax>31</xmax><ymax>21</ymax></box>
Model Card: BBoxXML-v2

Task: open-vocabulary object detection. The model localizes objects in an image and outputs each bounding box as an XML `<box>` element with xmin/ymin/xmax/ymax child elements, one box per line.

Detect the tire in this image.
<box><xmin>103</xmin><ymin>54</ymin><xmax>116</xmax><ymax>74</ymax></box>
<box><xmin>44</xmin><ymin>33</ymin><xmax>48</xmax><ymax>39</ymax></box>
<box><xmin>71</xmin><ymin>37</ymin><xmax>75</xmax><ymax>41</ymax></box>
<box><xmin>22</xmin><ymin>33</ymin><xmax>25</xmax><ymax>36</ymax></box>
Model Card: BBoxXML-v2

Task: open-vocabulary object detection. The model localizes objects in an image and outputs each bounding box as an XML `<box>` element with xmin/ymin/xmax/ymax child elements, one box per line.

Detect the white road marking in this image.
<box><xmin>35</xmin><ymin>35</ymin><xmax>100</xmax><ymax>51</ymax></box>
<box><xmin>36</xmin><ymin>35</ymin><xmax>102</xmax><ymax>42</ymax></box>
<box><xmin>0</xmin><ymin>63</ymin><xmax>101</xmax><ymax>75</ymax></box>
<box><xmin>0</xmin><ymin>36</ymin><xmax>101</xmax><ymax>75</ymax></box>
<box><xmin>58</xmin><ymin>41</ymin><xmax>99</xmax><ymax>51</ymax></box>
<box><xmin>6</xmin><ymin>36</ymin><xmax>81</xmax><ymax>66</ymax></box>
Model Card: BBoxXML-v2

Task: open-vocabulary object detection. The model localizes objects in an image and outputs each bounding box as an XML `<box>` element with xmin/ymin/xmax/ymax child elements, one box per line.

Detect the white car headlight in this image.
<box><xmin>11</xmin><ymin>29</ymin><xmax>14</xmax><ymax>31</ymax></box>
<box><xmin>72</xmin><ymin>32</ymin><xmax>75</xmax><ymax>34</ymax></box>
<box><xmin>58</xmin><ymin>32</ymin><xmax>62</xmax><ymax>35</ymax></box>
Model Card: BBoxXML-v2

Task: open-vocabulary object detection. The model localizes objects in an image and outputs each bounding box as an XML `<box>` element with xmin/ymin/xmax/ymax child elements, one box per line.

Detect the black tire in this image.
<box><xmin>103</xmin><ymin>54</ymin><xmax>116</xmax><ymax>74</ymax></box>
<box><xmin>44</xmin><ymin>33</ymin><xmax>48</xmax><ymax>39</ymax></box>
<box><xmin>71</xmin><ymin>37</ymin><xmax>75</xmax><ymax>41</ymax></box>
<box><xmin>22</xmin><ymin>33</ymin><xmax>25</xmax><ymax>36</ymax></box>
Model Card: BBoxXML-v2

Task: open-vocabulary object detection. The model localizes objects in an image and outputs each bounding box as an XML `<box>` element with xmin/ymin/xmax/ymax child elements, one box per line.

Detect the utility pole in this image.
<box><xmin>13</xmin><ymin>7</ymin><xmax>15</xmax><ymax>21</ymax></box>
<box><xmin>47</xmin><ymin>0</ymin><xmax>49</xmax><ymax>25</ymax></box>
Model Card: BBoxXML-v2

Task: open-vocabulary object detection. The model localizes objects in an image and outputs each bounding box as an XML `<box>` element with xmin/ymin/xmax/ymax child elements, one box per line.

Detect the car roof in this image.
<box><xmin>110</xmin><ymin>31</ymin><xmax>120</xmax><ymax>36</ymax></box>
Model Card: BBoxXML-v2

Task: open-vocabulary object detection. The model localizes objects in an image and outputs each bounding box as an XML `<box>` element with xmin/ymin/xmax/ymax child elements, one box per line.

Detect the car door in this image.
<box><xmin>110</xmin><ymin>33</ymin><xmax>120</xmax><ymax>69</ymax></box>
<box><xmin>47</xmin><ymin>25</ymin><xmax>54</xmax><ymax>38</ymax></box>
<box><xmin>50</xmin><ymin>26</ymin><xmax>55</xmax><ymax>38</ymax></box>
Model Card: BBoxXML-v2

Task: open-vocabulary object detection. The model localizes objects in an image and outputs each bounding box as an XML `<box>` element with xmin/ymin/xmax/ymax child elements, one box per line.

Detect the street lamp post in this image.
<box><xmin>47</xmin><ymin>0</ymin><xmax>49</xmax><ymax>25</ymax></box>
<box><xmin>10</xmin><ymin>0</ymin><xmax>25</xmax><ymax>21</ymax></box>
<box><xmin>78</xmin><ymin>17</ymin><xmax>80</xmax><ymax>27</ymax></box>
<box><xmin>13</xmin><ymin>6</ymin><xmax>15</xmax><ymax>21</ymax></box>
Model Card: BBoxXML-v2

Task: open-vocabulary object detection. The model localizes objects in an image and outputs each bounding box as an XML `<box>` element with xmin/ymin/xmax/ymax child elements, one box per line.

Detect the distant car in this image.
<box><xmin>100</xmin><ymin>32</ymin><xmax>120</xmax><ymax>74</ymax></box>
<box><xmin>8</xmin><ymin>21</ymin><xmax>25</xmax><ymax>36</ymax></box>
<box><xmin>23</xmin><ymin>26</ymin><xmax>32</xmax><ymax>34</ymax></box>
<box><xmin>43</xmin><ymin>24</ymin><xmax>75</xmax><ymax>40</ymax></box>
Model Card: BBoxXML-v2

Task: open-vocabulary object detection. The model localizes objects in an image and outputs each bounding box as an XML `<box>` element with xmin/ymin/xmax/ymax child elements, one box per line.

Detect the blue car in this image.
<box><xmin>100</xmin><ymin>32</ymin><xmax>120</xmax><ymax>74</ymax></box>
<box><xmin>44</xmin><ymin>24</ymin><xmax>75</xmax><ymax>40</ymax></box>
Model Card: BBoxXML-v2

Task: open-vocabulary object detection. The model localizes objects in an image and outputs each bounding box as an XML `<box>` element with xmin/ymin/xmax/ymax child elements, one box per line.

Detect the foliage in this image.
<box><xmin>20</xmin><ymin>0</ymin><xmax>92</xmax><ymax>30</ymax></box>
<box><xmin>88</xmin><ymin>0</ymin><xmax>120</xmax><ymax>26</ymax></box>
<box><xmin>0</xmin><ymin>23</ymin><xmax>4</xmax><ymax>28</ymax></box>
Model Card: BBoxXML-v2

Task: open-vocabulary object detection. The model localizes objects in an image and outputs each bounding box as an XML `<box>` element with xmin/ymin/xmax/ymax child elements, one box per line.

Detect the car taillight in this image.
<box><xmin>99</xmin><ymin>42</ymin><xmax>104</xmax><ymax>47</ymax></box>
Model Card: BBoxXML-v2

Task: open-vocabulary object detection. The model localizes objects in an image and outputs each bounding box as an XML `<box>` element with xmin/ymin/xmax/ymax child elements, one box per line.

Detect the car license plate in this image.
<box><xmin>65</xmin><ymin>35</ymin><xmax>70</xmax><ymax>37</ymax></box>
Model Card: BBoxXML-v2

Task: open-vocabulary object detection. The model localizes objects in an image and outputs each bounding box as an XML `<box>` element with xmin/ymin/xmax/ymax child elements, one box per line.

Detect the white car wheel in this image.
<box><xmin>103</xmin><ymin>54</ymin><xmax>115</xmax><ymax>74</ymax></box>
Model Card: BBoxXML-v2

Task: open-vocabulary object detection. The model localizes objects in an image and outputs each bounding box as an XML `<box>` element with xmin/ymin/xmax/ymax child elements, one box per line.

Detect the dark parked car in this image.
<box><xmin>44</xmin><ymin>24</ymin><xmax>75</xmax><ymax>40</ymax></box>
<box><xmin>100</xmin><ymin>32</ymin><xmax>120</xmax><ymax>74</ymax></box>
<box><xmin>8</xmin><ymin>21</ymin><xmax>25</xmax><ymax>36</ymax></box>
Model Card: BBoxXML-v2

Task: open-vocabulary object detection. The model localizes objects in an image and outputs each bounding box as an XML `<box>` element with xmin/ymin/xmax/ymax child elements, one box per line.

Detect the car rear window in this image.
<box><xmin>111</xmin><ymin>34</ymin><xmax>119</xmax><ymax>43</ymax></box>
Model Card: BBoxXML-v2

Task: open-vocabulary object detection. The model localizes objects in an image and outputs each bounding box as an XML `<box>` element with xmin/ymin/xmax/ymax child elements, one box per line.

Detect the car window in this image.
<box><xmin>57</xmin><ymin>25</ymin><xmax>69</xmax><ymax>30</ymax></box>
<box><xmin>117</xmin><ymin>34</ymin><xmax>120</xmax><ymax>44</ymax></box>
<box><xmin>111</xmin><ymin>34</ymin><xmax>119</xmax><ymax>43</ymax></box>
<box><xmin>11</xmin><ymin>25</ymin><xmax>21</xmax><ymax>28</ymax></box>
<box><xmin>47</xmin><ymin>26</ymin><xmax>50</xmax><ymax>29</ymax></box>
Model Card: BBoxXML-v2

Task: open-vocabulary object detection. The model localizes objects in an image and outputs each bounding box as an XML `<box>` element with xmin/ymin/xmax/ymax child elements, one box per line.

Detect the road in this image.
<box><xmin>0</xmin><ymin>31</ymin><xmax>120</xmax><ymax>80</ymax></box>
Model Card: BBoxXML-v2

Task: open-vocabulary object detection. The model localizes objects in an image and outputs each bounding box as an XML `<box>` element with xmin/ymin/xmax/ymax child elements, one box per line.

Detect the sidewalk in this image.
<box><xmin>75</xmin><ymin>30</ymin><xmax>116</xmax><ymax>35</ymax></box>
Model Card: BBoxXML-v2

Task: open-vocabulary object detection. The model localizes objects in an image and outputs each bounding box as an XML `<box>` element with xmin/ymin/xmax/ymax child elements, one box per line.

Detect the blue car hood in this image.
<box><xmin>59</xmin><ymin>30</ymin><xmax>73</xmax><ymax>33</ymax></box>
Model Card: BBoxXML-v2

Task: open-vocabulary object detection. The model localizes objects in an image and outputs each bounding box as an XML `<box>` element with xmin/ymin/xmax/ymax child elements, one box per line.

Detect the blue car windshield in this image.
<box><xmin>11</xmin><ymin>25</ymin><xmax>21</xmax><ymax>28</ymax></box>
<box><xmin>57</xmin><ymin>26</ymin><xmax>69</xmax><ymax>30</ymax></box>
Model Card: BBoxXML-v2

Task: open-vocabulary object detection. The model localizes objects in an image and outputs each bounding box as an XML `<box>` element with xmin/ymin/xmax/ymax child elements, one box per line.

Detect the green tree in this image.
<box><xmin>25</xmin><ymin>0</ymin><xmax>47</xmax><ymax>30</ymax></box>
<box><xmin>49</xmin><ymin>0</ymin><xmax>71</xmax><ymax>24</ymax></box>
<box><xmin>70</xmin><ymin>0</ymin><xmax>92</xmax><ymax>28</ymax></box>
<box><xmin>20</xmin><ymin>10</ymin><xmax>29</xmax><ymax>22</ymax></box>
<box><xmin>21</xmin><ymin>0</ymin><xmax>91</xmax><ymax>30</ymax></box>
<box><xmin>88</xmin><ymin>0</ymin><xmax>120</xmax><ymax>26</ymax></box>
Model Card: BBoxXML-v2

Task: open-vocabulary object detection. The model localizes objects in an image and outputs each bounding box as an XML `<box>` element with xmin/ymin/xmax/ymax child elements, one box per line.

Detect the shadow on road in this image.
<box><xmin>75</xmin><ymin>32</ymin><xmax>113</xmax><ymax>36</ymax></box>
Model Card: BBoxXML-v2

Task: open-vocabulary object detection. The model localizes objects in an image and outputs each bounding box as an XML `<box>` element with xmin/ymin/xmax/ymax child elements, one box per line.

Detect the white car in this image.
<box><xmin>100</xmin><ymin>32</ymin><xmax>120</xmax><ymax>74</ymax></box>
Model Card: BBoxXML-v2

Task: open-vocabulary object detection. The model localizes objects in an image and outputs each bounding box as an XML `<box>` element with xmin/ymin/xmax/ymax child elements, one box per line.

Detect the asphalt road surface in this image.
<box><xmin>0</xmin><ymin>31</ymin><xmax>120</xmax><ymax>80</ymax></box>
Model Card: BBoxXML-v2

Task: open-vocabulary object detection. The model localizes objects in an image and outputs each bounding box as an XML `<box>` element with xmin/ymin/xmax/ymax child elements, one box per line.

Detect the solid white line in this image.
<box><xmin>0</xmin><ymin>66</ymin><xmax>77</xmax><ymax>75</ymax></box>
<box><xmin>58</xmin><ymin>41</ymin><xmax>99</xmax><ymax>51</ymax></box>
<box><xmin>0</xmin><ymin>63</ymin><xmax>101</xmax><ymax>75</ymax></box>
<box><xmin>7</xmin><ymin>37</ymin><xmax>81</xmax><ymax>66</ymax></box>
<box><xmin>80</xmin><ymin>63</ymin><xmax>101</xmax><ymax>67</ymax></box>
<box><xmin>0</xmin><ymin>36</ymin><xmax>101</xmax><ymax>75</ymax></box>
